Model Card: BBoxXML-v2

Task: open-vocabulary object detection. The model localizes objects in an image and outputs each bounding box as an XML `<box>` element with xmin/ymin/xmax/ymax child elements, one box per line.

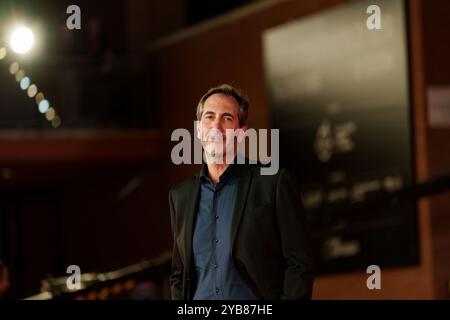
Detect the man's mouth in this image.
<box><xmin>204</xmin><ymin>136</ymin><xmax>225</xmax><ymax>142</ymax></box>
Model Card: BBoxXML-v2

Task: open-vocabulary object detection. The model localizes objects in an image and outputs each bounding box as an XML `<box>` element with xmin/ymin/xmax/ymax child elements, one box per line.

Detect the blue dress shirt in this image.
<box><xmin>192</xmin><ymin>160</ymin><xmax>257</xmax><ymax>300</ymax></box>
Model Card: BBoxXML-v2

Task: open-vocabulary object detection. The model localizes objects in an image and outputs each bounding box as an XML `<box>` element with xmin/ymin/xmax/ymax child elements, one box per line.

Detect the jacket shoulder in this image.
<box><xmin>169</xmin><ymin>174</ymin><xmax>198</xmax><ymax>199</ymax></box>
<box><xmin>245</xmin><ymin>161</ymin><xmax>287</xmax><ymax>180</ymax></box>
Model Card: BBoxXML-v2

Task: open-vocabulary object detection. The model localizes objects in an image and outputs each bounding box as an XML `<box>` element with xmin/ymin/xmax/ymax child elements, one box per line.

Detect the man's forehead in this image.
<box><xmin>203</xmin><ymin>93</ymin><xmax>239</xmax><ymax>114</ymax></box>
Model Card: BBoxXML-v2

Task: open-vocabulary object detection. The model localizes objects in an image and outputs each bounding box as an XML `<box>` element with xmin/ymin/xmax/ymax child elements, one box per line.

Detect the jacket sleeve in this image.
<box><xmin>276</xmin><ymin>168</ymin><xmax>314</xmax><ymax>299</ymax></box>
<box><xmin>169</xmin><ymin>190</ymin><xmax>184</xmax><ymax>300</ymax></box>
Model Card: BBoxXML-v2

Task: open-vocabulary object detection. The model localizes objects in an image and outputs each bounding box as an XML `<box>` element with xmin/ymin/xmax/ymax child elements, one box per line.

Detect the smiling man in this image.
<box><xmin>169</xmin><ymin>84</ymin><xmax>314</xmax><ymax>300</ymax></box>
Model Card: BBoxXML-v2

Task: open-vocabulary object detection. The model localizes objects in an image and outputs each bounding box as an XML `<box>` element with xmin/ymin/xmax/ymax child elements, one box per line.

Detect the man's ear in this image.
<box><xmin>196</xmin><ymin>120</ymin><xmax>201</xmax><ymax>140</ymax></box>
<box><xmin>237</xmin><ymin>125</ymin><xmax>248</xmax><ymax>143</ymax></box>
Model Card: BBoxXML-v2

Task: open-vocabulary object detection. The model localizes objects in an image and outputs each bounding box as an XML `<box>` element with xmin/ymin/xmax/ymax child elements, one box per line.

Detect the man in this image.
<box><xmin>169</xmin><ymin>84</ymin><xmax>314</xmax><ymax>300</ymax></box>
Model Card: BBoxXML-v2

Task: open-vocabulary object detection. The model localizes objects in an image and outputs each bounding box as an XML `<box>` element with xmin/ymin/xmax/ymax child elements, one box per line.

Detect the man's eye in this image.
<box><xmin>204</xmin><ymin>115</ymin><xmax>213</xmax><ymax>119</ymax></box>
<box><xmin>224</xmin><ymin>117</ymin><xmax>232</xmax><ymax>121</ymax></box>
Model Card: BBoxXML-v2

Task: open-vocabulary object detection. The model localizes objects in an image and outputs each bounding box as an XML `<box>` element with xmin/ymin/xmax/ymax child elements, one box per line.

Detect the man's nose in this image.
<box><xmin>210</xmin><ymin>118</ymin><xmax>224</xmax><ymax>132</ymax></box>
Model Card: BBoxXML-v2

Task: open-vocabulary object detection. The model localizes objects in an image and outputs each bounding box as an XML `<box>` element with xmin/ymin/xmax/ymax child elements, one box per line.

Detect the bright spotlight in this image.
<box><xmin>38</xmin><ymin>99</ymin><xmax>50</xmax><ymax>113</ymax></box>
<box><xmin>10</xmin><ymin>27</ymin><xmax>34</xmax><ymax>54</ymax></box>
<box><xmin>20</xmin><ymin>77</ymin><xmax>30</xmax><ymax>90</ymax></box>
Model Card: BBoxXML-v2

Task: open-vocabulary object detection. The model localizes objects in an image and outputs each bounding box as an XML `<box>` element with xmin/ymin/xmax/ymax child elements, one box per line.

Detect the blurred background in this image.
<box><xmin>0</xmin><ymin>0</ymin><xmax>449</xmax><ymax>300</ymax></box>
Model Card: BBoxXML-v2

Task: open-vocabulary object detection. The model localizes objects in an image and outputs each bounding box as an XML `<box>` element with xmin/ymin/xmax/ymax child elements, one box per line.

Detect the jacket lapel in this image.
<box><xmin>230</xmin><ymin>164</ymin><xmax>253</xmax><ymax>255</ymax></box>
<box><xmin>183</xmin><ymin>173</ymin><xmax>201</xmax><ymax>274</ymax></box>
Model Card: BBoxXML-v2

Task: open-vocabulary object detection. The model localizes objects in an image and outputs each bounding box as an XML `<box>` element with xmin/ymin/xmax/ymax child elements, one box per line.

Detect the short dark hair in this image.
<box><xmin>196</xmin><ymin>84</ymin><xmax>249</xmax><ymax>127</ymax></box>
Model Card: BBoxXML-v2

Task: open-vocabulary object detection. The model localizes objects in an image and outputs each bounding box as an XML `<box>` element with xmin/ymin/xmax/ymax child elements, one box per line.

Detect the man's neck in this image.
<box><xmin>207</xmin><ymin>163</ymin><xmax>230</xmax><ymax>185</ymax></box>
<box><xmin>205</xmin><ymin>151</ymin><xmax>237</xmax><ymax>184</ymax></box>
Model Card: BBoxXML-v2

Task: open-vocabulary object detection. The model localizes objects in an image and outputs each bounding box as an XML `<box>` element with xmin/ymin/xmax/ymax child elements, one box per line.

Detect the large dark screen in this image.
<box><xmin>263</xmin><ymin>0</ymin><xmax>418</xmax><ymax>274</ymax></box>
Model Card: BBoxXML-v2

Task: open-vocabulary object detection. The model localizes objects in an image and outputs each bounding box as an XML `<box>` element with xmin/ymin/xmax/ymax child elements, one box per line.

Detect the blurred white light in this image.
<box><xmin>0</xmin><ymin>47</ymin><xmax>6</xmax><ymax>60</ymax></box>
<box><xmin>35</xmin><ymin>92</ymin><xmax>45</xmax><ymax>104</ymax></box>
<box><xmin>27</xmin><ymin>84</ymin><xmax>38</xmax><ymax>97</ymax></box>
<box><xmin>15</xmin><ymin>69</ymin><xmax>25</xmax><ymax>82</ymax></box>
<box><xmin>20</xmin><ymin>77</ymin><xmax>30</xmax><ymax>90</ymax></box>
<box><xmin>38</xmin><ymin>99</ymin><xmax>50</xmax><ymax>113</ymax></box>
<box><xmin>45</xmin><ymin>107</ymin><xmax>56</xmax><ymax>121</ymax></box>
<box><xmin>10</xmin><ymin>27</ymin><xmax>34</xmax><ymax>54</ymax></box>
<box><xmin>9</xmin><ymin>62</ymin><xmax>19</xmax><ymax>75</ymax></box>
<box><xmin>51</xmin><ymin>115</ymin><xmax>61</xmax><ymax>128</ymax></box>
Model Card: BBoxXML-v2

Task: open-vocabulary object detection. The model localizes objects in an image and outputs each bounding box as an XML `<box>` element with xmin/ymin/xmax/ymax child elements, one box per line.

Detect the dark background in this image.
<box><xmin>0</xmin><ymin>0</ymin><xmax>449</xmax><ymax>299</ymax></box>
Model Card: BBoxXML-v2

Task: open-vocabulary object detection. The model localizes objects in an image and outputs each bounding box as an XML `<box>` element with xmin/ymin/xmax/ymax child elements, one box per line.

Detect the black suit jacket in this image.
<box><xmin>169</xmin><ymin>162</ymin><xmax>314</xmax><ymax>300</ymax></box>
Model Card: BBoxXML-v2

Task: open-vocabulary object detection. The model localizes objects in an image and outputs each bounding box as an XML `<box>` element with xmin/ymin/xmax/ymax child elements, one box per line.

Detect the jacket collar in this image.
<box><xmin>230</xmin><ymin>162</ymin><xmax>252</xmax><ymax>256</ymax></box>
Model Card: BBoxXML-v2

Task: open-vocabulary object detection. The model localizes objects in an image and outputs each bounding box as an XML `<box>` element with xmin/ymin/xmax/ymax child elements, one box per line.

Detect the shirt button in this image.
<box><xmin>215</xmin><ymin>239</ymin><xmax>219</xmax><ymax>243</ymax></box>
<box><xmin>214</xmin><ymin>264</ymin><xmax>218</xmax><ymax>269</ymax></box>
<box><xmin>215</xmin><ymin>215</ymin><xmax>219</xmax><ymax>219</ymax></box>
<box><xmin>216</xmin><ymin>288</ymin><xmax>219</xmax><ymax>294</ymax></box>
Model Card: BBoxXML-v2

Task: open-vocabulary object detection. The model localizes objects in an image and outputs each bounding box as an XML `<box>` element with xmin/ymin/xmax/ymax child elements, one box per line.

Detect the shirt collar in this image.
<box><xmin>200</xmin><ymin>156</ymin><xmax>239</xmax><ymax>185</ymax></box>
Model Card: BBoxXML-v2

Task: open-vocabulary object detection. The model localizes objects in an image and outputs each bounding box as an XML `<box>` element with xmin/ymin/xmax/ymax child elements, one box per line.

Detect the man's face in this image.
<box><xmin>197</xmin><ymin>93</ymin><xmax>246</xmax><ymax>163</ymax></box>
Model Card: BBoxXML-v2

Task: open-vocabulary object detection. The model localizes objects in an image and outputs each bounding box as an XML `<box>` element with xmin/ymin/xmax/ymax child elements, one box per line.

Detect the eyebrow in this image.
<box><xmin>203</xmin><ymin>111</ymin><xmax>235</xmax><ymax>118</ymax></box>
